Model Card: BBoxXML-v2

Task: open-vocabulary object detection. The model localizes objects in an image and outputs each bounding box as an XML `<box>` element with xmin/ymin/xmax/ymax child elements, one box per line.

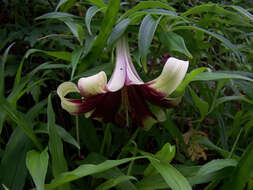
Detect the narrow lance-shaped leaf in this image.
<box><xmin>71</xmin><ymin>47</ymin><xmax>83</xmax><ymax>80</ymax></box>
<box><xmin>87</xmin><ymin>0</ymin><xmax>106</xmax><ymax>9</ymax></box>
<box><xmin>120</xmin><ymin>1</ymin><xmax>175</xmax><ymax>21</ymax></box>
<box><xmin>159</xmin><ymin>31</ymin><xmax>192</xmax><ymax>58</ymax></box>
<box><xmin>0</xmin><ymin>98</ymin><xmax>42</xmax><ymax>150</ymax></box>
<box><xmin>46</xmin><ymin>156</ymin><xmax>148</xmax><ymax>190</ymax></box>
<box><xmin>0</xmin><ymin>43</ymin><xmax>15</xmax><ymax>97</ymax></box>
<box><xmin>108</xmin><ymin>18</ymin><xmax>131</xmax><ymax>47</ymax></box>
<box><xmin>138</xmin><ymin>14</ymin><xmax>161</xmax><ymax>72</ymax></box>
<box><xmin>172</xmin><ymin>25</ymin><xmax>241</xmax><ymax>62</ymax></box>
<box><xmin>63</xmin><ymin>20</ymin><xmax>83</xmax><ymax>45</ymax></box>
<box><xmin>36</xmin><ymin>12</ymin><xmax>78</xmax><ymax>20</ymax></box>
<box><xmin>55</xmin><ymin>0</ymin><xmax>69</xmax><ymax>11</ymax></box>
<box><xmin>149</xmin><ymin>159</ymin><xmax>192</xmax><ymax>190</ymax></box>
<box><xmin>0</xmin><ymin>43</ymin><xmax>15</xmax><ymax>134</ymax></box>
<box><xmin>144</xmin><ymin>143</ymin><xmax>176</xmax><ymax>176</ymax></box>
<box><xmin>81</xmin><ymin>0</ymin><xmax>120</xmax><ymax>73</ymax></box>
<box><xmin>47</xmin><ymin>94</ymin><xmax>70</xmax><ymax>189</ymax></box>
<box><xmin>0</xmin><ymin>128</ymin><xmax>33</xmax><ymax>190</ymax></box>
<box><xmin>192</xmin><ymin>72</ymin><xmax>253</xmax><ymax>83</ymax></box>
<box><xmin>229</xmin><ymin>5</ymin><xmax>253</xmax><ymax>21</ymax></box>
<box><xmin>172</xmin><ymin>67</ymin><xmax>206</xmax><ymax>97</ymax></box>
<box><xmin>189</xmin><ymin>87</ymin><xmax>209</xmax><ymax>121</ymax></box>
<box><xmin>95</xmin><ymin>176</ymin><xmax>137</xmax><ymax>190</ymax></box>
<box><xmin>85</xmin><ymin>6</ymin><xmax>106</xmax><ymax>36</ymax></box>
<box><xmin>220</xmin><ymin>141</ymin><xmax>253</xmax><ymax>190</ymax></box>
<box><xmin>26</xmin><ymin>149</ymin><xmax>49</xmax><ymax>190</ymax></box>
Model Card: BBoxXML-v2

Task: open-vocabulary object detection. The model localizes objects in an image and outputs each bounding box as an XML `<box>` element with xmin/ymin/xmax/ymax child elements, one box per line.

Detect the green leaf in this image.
<box><xmin>162</xmin><ymin>117</ymin><xmax>184</xmax><ymax>144</ymax></box>
<box><xmin>0</xmin><ymin>43</ymin><xmax>15</xmax><ymax>97</ymax></box>
<box><xmin>55</xmin><ymin>0</ymin><xmax>75</xmax><ymax>12</ymax></box>
<box><xmin>141</xmin><ymin>9</ymin><xmax>178</xmax><ymax>17</ymax></box>
<box><xmin>120</xmin><ymin>1</ymin><xmax>175</xmax><ymax>21</ymax></box>
<box><xmin>215</xmin><ymin>96</ymin><xmax>253</xmax><ymax>106</ymax></box>
<box><xmin>36</xmin><ymin>12</ymin><xmax>78</xmax><ymax>20</ymax></box>
<box><xmin>55</xmin><ymin>0</ymin><xmax>69</xmax><ymax>11</ymax></box>
<box><xmin>64</xmin><ymin>21</ymin><xmax>83</xmax><ymax>45</ymax></box>
<box><xmin>26</xmin><ymin>149</ymin><xmax>49</xmax><ymax>190</ymax></box>
<box><xmin>25</xmin><ymin>99</ymin><xmax>47</xmax><ymax>121</ymax></box>
<box><xmin>87</xmin><ymin>0</ymin><xmax>106</xmax><ymax>9</ymax></box>
<box><xmin>85</xmin><ymin>6</ymin><xmax>106</xmax><ymax>35</ymax></box>
<box><xmin>172</xmin><ymin>26</ymin><xmax>241</xmax><ymax>61</ymax></box>
<box><xmin>181</xmin><ymin>3</ymin><xmax>238</xmax><ymax>18</ymax></box>
<box><xmin>83</xmin><ymin>152</ymin><xmax>137</xmax><ymax>190</ymax></box>
<box><xmin>230</xmin><ymin>5</ymin><xmax>253</xmax><ymax>21</ymax></box>
<box><xmin>0</xmin><ymin>128</ymin><xmax>32</xmax><ymax>190</ymax></box>
<box><xmin>220</xmin><ymin>141</ymin><xmax>253</xmax><ymax>190</ymax></box>
<box><xmin>108</xmin><ymin>18</ymin><xmax>131</xmax><ymax>47</ymax></box>
<box><xmin>47</xmin><ymin>94</ymin><xmax>70</xmax><ymax>189</ymax></box>
<box><xmin>24</xmin><ymin>49</ymin><xmax>71</xmax><ymax>62</ymax></box>
<box><xmin>95</xmin><ymin>176</ymin><xmax>137</xmax><ymax>190</ymax></box>
<box><xmin>196</xmin><ymin>159</ymin><xmax>237</xmax><ymax>177</ymax></box>
<box><xmin>0</xmin><ymin>97</ymin><xmax>42</xmax><ymax>150</ymax></box>
<box><xmin>189</xmin><ymin>88</ymin><xmax>209</xmax><ymax>120</ymax></box>
<box><xmin>56</xmin><ymin>125</ymin><xmax>80</xmax><ymax>150</ymax></box>
<box><xmin>197</xmin><ymin>137</ymin><xmax>239</xmax><ymax>160</ymax></box>
<box><xmin>149</xmin><ymin>159</ymin><xmax>192</xmax><ymax>190</ymax></box>
<box><xmin>71</xmin><ymin>47</ymin><xmax>83</xmax><ymax>79</ymax></box>
<box><xmin>138</xmin><ymin>14</ymin><xmax>161</xmax><ymax>72</ymax></box>
<box><xmin>159</xmin><ymin>31</ymin><xmax>192</xmax><ymax>58</ymax></box>
<box><xmin>144</xmin><ymin>143</ymin><xmax>176</xmax><ymax>176</ymax></box>
<box><xmin>46</xmin><ymin>156</ymin><xmax>147</xmax><ymax>189</ymax></box>
<box><xmin>173</xmin><ymin>67</ymin><xmax>206</xmax><ymax>97</ymax></box>
<box><xmin>81</xmin><ymin>0</ymin><xmax>120</xmax><ymax>72</ymax></box>
<box><xmin>192</xmin><ymin>72</ymin><xmax>253</xmax><ymax>83</ymax></box>
<box><xmin>136</xmin><ymin>174</ymin><xmax>168</xmax><ymax>190</ymax></box>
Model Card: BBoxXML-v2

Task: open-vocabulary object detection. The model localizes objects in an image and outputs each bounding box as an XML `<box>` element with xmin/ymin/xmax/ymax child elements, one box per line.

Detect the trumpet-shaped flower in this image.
<box><xmin>57</xmin><ymin>37</ymin><xmax>189</xmax><ymax>130</ymax></box>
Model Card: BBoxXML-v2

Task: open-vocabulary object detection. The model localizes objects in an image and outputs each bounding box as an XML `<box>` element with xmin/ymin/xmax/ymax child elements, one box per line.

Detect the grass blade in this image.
<box><xmin>47</xmin><ymin>94</ymin><xmax>70</xmax><ymax>189</ymax></box>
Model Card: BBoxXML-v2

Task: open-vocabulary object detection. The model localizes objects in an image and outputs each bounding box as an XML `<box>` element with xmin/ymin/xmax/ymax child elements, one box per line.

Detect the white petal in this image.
<box><xmin>149</xmin><ymin>57</ymin><xmax>189</xmax><ymax>96</ymax></box>
<box><xmin>123</xmin><ymin>39</ymin><xmax>143</xmax><ymax>85</ymax></box>
<box><xmin>106</xmin><ymin>49</ymin><xmax>126</xmax><ymax>92</ymax></box>
<box><xmin>57</xmin><ymin>82</ymin><xmax>82</xmax><ymax>114</ymax></box>
<box><xmin>78</xmin><ymin>71</ymin><xmax>107</xmax><ymax>97</ymax></box>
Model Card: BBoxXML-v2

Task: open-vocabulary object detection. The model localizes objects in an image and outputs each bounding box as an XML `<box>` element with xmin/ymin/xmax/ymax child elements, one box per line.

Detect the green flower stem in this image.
<box><xmin>228</xmin><ymin>128</ymin><xmax>243</xmax><ymax>158</ymax></box>
<box><xmin>117</xmin><ymin>127</ymin><xmax>141</xmax><ymax>159</ymax></box>
<box><xmin>75</xmin><ymin>116</ymin><xmax>80</xmax><ymax>156</ymax></box>
<box><xmin>100</xmin><ymin>124</ymin><xmax>111</xmax><ymax>155</ymax></box>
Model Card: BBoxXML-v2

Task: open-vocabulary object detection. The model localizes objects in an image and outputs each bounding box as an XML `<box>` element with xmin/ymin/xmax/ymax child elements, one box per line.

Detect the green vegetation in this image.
<box><xmin>0</xmin><ymin>0</ymin><xmax>253</xmax><ymax>190</ymax></box>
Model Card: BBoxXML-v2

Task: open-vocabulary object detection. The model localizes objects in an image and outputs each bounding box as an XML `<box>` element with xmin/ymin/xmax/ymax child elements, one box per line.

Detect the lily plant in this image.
<box><xmin>57</xmin><ymin>37</ymin><xmax>189</xmax><ymax>130</ymax></box>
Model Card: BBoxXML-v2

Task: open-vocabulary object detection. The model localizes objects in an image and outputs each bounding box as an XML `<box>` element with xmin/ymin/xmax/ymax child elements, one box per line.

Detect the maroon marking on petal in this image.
<box><xmin>90</xmin><ymin>90</ymin><xmax>122</xmax><ymax>123</ymax></box>
<box><xmin>67</xmin><ymin>95</ymin><xmax>104</xmax><ymax>115</ymax></box>
<box><xmin>126</xmin><ymin>85</ymin><xmax>157</xmax><ymax>127</ymax></box>
<box><xmin>138</xmin><ymin>84</ymin><xmax>174</xmax><ymax>108</ymax></box>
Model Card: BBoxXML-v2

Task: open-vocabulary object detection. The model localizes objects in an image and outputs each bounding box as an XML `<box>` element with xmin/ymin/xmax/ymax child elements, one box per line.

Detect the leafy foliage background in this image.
<box><xmin>0</xmin><ymin>0</ymin><xmax>253</xmax><ymax>190</ymax></box>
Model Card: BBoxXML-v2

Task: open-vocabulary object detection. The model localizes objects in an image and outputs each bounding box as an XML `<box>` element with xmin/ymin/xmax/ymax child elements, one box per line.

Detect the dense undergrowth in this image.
<box><xmin>0</xmin><ymin>0</ymin><xmax>253</xmax><ymax>190</ymax></box>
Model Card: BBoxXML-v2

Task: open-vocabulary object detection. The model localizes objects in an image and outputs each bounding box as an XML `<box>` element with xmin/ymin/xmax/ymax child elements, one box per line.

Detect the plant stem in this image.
<box><xmin>75</xmin><ymin>116</ymin><xmax>80</xmax><ymax>156</ymax></box>
<box><xmin>100</xmin><ymin>124</ymin><xmax>111</xmax><ymax>155</ymax></box>
<box><xmin>118</xmin><ymin>127</ymin><xmax>141</xmax><ymax>159</ymax></box>
<box><xmin>228</xmin><ymin>128</ymin><xmax>243</xmax><ymax>158</ymax></box>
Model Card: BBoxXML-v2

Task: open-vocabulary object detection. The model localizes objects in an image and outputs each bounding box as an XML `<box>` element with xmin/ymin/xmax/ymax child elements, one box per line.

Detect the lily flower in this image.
<box><xmin>57</xmin><ymin>37</ymin><xmax>189</xmax><ymax>130</ymax></box>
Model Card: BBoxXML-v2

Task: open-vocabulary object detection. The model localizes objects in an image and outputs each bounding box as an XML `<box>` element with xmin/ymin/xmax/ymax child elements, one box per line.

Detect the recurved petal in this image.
<box><xmin>78</xmin><ymin>71</ymin><xmax>107</xmax><ymax>97</ymax></box>
<box><xmin>57</xmin><ymin>82</ymin><xmax>84</xmax><ymax>114</ymax></box>
<box><xmin>149</xmin><ymin>57</ymin><xmax>189</xmax><ymax>97</ymax></box>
